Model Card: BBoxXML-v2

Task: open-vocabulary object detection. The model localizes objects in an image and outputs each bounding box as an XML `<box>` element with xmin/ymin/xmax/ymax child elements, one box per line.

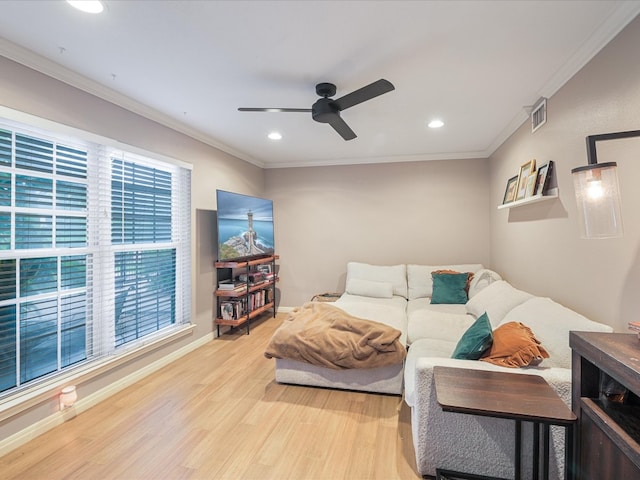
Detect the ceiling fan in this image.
<box><xmin>238</xmin><ymin>79</ymin><xmax>395</xmax><ymax>141</ymax></box>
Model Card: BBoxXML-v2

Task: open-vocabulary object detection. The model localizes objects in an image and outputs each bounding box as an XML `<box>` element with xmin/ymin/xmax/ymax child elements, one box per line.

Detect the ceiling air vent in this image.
<box><xmin>531</xmin><ymin>98</ymin><xmax>547</xmax><ymax>133</ymax></box>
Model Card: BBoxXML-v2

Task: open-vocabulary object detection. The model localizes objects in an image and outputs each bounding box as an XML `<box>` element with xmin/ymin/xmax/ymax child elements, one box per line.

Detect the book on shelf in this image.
<box><xmin>248</xmin><ymin>290</ymin><xmax>266</xmax><ymax>310</ymax></box>
<box><xmin>220</xmin><ymin>298</ymin><xmax>248</xmax><ymax>320</ymax></box>
<box><xmin>218</xmin><ymin>280</ymin><xmax>247</xmax><ymax>292</ymax></box>
<box><xmin>217</xmin><ymin>279</ymin><xmax>234</xmax><ymax>289</ymax></box>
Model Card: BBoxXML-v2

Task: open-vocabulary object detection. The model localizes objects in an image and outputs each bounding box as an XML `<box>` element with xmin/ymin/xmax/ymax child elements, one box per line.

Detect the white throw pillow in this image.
<box><xmin>465</xmin><ymin>280</ymin><xmax>532</xmax><ymax>328</ymax></box>
<box><xmin>468</xmin><ymin>269</ymin><xmax>503</xmax><ymax>299</ymax></box>
<box><xmin>500</xmin><ymin>297</ymin><xmax>613</xmax><ymax>369</ymax></box>
<box><xmin>407</xmin><ymin>263</ymin><xmax>483</xmax><ymax>300</ymax></box>
<box><xmin>345</xmin><ymin>278</ymin><xmax>393</xmax><ymax>298</ymax></box>
<box><xmin>346</xmin><ymin>262</ymin><xmax>407</xmax><ymax>298</ymax></box>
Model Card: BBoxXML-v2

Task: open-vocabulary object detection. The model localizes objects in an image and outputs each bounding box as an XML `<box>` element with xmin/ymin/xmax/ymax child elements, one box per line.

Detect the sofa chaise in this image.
<box><xmin>273</xmin><ymin>262</ymin><xmax>409</xmax><ymax>394</ymax></box>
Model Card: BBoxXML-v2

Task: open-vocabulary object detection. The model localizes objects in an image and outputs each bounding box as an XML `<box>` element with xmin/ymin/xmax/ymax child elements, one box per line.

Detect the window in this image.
<box><xmin>0</xmin><ymin>118</ymin><xmax>191</xmax><ymax>395</ymax></box>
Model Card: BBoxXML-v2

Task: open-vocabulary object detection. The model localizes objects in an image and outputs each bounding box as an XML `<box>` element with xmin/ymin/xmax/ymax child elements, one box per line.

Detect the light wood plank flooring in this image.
<box><xmin>1</xmin><ymin>313</ymin><xmax>421</xmax><ymax>480</ymax></box>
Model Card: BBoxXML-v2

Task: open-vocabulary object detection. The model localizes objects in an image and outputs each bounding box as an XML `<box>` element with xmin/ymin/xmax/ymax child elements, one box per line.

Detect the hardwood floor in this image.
<box><xmin>0</xmin><ymin>313</ymin><xmax>421</xmax><ymax>480</ymax></box>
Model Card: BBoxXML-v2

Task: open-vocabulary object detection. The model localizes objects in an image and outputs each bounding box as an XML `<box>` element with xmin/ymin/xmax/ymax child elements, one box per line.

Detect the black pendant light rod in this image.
<box><xmin>586</xmin><ymin>130</ymin><xmax>640</xmax><ymax>165</ymax></box>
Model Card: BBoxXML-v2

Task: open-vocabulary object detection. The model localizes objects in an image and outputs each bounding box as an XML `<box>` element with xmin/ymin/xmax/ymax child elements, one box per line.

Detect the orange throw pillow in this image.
<box><xmin>480</xmin><ymin>321</ymin><xmax>549</xmax><ymax>368</ymax></box>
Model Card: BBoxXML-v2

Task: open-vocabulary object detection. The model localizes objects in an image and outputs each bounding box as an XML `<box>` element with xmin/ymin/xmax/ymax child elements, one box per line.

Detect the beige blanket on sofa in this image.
<box><xmin>264</xmin><ymin>302</ymin><xmax>406</xmax><ymax>370</ymax></box>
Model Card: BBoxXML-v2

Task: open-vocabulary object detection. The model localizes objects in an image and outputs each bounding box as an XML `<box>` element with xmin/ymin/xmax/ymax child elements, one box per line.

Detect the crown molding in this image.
<box><xmin>264</xmin><ymin>150</ymin><xmax>490</xmax><ymax>169</ymax></box>
<box><xmin>482</xmin><ymin>2</ymin><xmax>640</xmax><ymax>161</ymax></box>
<box><xmin>0</xmin><ymin>37</ymin><xmax>264</xmax><ymax>169</ymax></box>
<box><xmin>538</xmin><ymin>1</ymin><xmax>640</xmax><ymax>99</ymax></box>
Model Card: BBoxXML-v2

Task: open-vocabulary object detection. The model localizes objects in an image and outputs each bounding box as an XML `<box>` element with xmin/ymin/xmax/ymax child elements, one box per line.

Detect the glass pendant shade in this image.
<box><xmin>572</xmin><ymin>162</ymin><xmax>622</xmax><ymax>239</ymax></box>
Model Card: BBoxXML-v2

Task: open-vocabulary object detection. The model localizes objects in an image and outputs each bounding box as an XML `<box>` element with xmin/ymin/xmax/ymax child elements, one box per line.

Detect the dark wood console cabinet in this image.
<box><xmin>570</xmin><ymin>332</ymin><xmax>640</xmax><ymax>479</ymax></box>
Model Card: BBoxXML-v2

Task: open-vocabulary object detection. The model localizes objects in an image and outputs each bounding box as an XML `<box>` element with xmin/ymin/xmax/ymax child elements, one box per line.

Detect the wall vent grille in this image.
<box><xmin>531</xmin><ymin>98</ymin><xmax>547</xmax><ymax>133</ymax></box>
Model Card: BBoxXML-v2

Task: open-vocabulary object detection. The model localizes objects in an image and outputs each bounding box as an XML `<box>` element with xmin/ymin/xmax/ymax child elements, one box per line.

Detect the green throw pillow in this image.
<box><xmin>431</xmin><ymin>272</ymin><xmax>469</xmax><ymax>304</ymax></box>
<box><xmin>451</xmin><ymin>312</ymin><xmax>493</xmax><ymax>360</ymax></box>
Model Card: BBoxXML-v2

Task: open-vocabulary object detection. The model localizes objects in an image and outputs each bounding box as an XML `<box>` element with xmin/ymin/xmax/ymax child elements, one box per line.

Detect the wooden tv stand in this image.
<box><xmin>570</xmin><ymin>332</ymin><xmax>640</xmax><ymax>479</ymax></box>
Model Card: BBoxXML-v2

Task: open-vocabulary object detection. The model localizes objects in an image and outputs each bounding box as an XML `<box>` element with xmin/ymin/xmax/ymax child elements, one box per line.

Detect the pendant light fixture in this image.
<box><xmin>571</xmin><ymin>130</ymin><xmax>640</xmax><ymax>239</ymax></box>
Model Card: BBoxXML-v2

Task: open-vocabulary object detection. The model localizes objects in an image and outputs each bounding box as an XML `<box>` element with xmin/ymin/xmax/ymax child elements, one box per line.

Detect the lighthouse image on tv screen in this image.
<box><xmin>216</xmin><ymin>190</ymin><xmax>275</xmax><ymax>262</ymax></box>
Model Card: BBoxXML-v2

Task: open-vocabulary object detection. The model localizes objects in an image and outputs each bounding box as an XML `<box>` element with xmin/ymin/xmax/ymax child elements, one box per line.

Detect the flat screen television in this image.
<box><xmin>216</xmin><ymin>189</ymin><xmax>275</xmax><ymax>262</ymax></box>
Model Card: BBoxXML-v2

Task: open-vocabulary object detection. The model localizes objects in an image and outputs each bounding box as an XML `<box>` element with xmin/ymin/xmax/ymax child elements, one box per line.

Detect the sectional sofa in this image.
<box><xmin>271</xmin><ymin>261</ymin><xmax>613</xmax><ymax>479</ymax></box>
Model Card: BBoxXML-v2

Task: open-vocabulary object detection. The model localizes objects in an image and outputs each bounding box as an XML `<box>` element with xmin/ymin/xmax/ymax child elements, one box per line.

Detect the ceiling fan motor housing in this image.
<box><xmin>312</xmin><ymin>98</ymin><xmax>339</xmax><ymax>124</ymax></box>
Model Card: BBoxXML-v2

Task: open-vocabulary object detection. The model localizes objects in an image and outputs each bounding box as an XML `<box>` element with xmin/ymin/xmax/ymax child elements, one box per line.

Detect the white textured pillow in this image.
<box><xmin>345</xmin><ymin>262</ymin><xmax>407</xmax><ymax>298</ymax></box>
<box><xmin>500</xmin><ymin>297</ymin><xmax>613</xmax><ymax>369</ymax></box>
<box><xmin>407</xmin><ymin>264</ymin><xmax>483</xmax><ymax>300</ymax></box>
<box><xmin>345</xmin><ymin>278</ymin><xmax>393</xmax><ymax>298</ymax></box>
<box><xmin>468</xmin><ymin>269</ymin><xmax>503</xmax><ymax>299</ymax></box>
<box><xmin>465</xmin><ymin>280</ymin><xmax>532</xmax><ymax>328</ymax></box>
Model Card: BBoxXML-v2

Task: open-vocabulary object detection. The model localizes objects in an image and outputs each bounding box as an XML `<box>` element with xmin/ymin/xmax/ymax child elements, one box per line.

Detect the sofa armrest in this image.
<box><xmin>407</xmin><ymin>357</ymin><xmax>572</xmax><ymax>478</ymax></box>
<box><xmin>411</xmin><ymin>357</ymin><xmax>572</xmax><ymax>406</ymax></box>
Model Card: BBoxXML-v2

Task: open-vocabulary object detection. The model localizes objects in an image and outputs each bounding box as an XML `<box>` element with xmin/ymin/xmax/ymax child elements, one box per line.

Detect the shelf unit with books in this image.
<box><xmin>214</xmin><ymin>254</ymin><xmax>278</xmax><ymax>335</ymax></box>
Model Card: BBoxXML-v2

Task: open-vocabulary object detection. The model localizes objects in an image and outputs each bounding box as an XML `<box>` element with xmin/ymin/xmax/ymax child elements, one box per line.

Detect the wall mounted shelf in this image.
<box><xmin>497</xmin><ymin>187</ymin><xmax>558</xmax><ymax>210</ymax></box>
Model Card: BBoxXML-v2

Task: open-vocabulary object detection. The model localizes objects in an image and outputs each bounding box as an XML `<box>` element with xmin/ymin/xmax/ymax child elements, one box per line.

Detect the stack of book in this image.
<box><xmin>263</xmin><ymin>272</ymin><xmax>276</xmax><ymax>283</ymax></box>
<box><xmin>217</xmin><ymin>279</ymin><xmax>247</xmax><ymax>293</ymax></box>
<box><xmin>628</xmin><ymin>321</ymin><xmax>640</xmax><ymax>339</ymax></box>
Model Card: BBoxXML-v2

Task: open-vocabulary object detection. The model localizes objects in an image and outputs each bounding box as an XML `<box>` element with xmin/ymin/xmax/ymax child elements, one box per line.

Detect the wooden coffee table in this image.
<box><xmin>433</xmin><ymin>366</ymin><xmax>576</xmax><ymax>480</ymax></box>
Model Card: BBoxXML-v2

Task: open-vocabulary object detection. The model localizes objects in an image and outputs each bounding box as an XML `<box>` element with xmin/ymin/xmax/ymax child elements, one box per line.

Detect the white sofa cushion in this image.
<box><xmin>468</xmin><ymin>269</ymin><xmax>503</xmax><ymax>298</ymax></box>
<box><xmin>346</xmin><ymin>262</ymin><xmax>408</xmax><ymax>299</ymax></box>
<box><xmin>407</xmin><ymin>298</ymin><xmax>474</xmax><ymax>344</ymax></box>
<box><xmin>466</xmin><ymin>280</ymin><xmax>532</xmax><ymax>328</ymax></box>
<box><xmin>407</xmin><ymin>264</ymin><xmax>484</xmax><ymax>300</ymax></box>
<box><xmin>345</xmin><ymin>278</ymin><xmax>393</xmax><ymax>298</ymax></box>
<box><xmin>499</xmin><ymin>297</ymin><xmax>613</xmax><ymax>369</ymax></box>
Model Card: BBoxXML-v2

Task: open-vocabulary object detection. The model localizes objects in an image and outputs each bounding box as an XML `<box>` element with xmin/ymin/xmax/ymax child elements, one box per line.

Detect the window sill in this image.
<box><xmin>0</xmin><ymin>323</ymin><xmax>195</xmax><ymax>423</ymax></box>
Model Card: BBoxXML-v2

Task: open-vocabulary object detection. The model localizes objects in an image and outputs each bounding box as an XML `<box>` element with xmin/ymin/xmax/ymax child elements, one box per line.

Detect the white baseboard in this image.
<box><xmin>0</xmin><ymin>332</ymin><xmax>214</xmax><ymax>457</ymax></box>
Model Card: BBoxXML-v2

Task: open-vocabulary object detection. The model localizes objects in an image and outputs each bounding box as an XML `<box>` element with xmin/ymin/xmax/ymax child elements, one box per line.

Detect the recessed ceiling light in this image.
<box><xmin>67</xmin><ymin>1</ymin><xmax>104</xmax><ymax>14</ymax></box>
<box><xmin>268</xmin><ymin>132</ymin><xmax>282</xmax><ymax>140</ymax></box>
<box><xmin>428</xmin><ymin>119</ymin><xmax>444</xmax><ymax>129</ymax></box>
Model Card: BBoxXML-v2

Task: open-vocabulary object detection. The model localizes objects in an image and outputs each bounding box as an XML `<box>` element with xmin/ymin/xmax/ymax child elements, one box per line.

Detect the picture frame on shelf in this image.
<box><xmin>516</xmin><ymin>159</ymin><xmax>536</xmax><ymax>200</ymax></box>
<box><xmin>256</xmin><ymin>264</ymin><xmax>272</xmax><ymax>274</ymax></box>
<box><xmin>503</xmin><ymin>175</ymin><xmax>519</xmax><ymax>204</ymax></box>
<box><xmin>221</xmin><ymin>302</ymin><xmax>235</xmax><ymax>320</ymax></box>
<box><xmin>534</xmin><ymin>160</ymin><xmax>553</xmax><ymax>195</ymax></box>
<box><xmin>525</xmin><ymin>173</ymin><xmax>537</xmax><ymax>197</ymax></box>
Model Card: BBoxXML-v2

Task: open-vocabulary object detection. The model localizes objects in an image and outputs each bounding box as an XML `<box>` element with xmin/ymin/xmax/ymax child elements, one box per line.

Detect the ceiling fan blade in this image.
<box><xmin>333</xmin><ymin>79</ymin><xmax>395</xmax><ymax>111</ymax></box>
<box><xmin>328</xmin><ymin>115</ymin><xmax>357</xmax><ymax>141</ymax></box>
<box><xmin>238</xmin><ymin>107</ymin><xmax>311</xmax><ymax>113</ymax></box>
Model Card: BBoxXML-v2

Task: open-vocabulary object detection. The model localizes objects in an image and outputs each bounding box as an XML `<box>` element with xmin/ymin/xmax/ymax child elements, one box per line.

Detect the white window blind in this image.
<box><xmin>0</xmin><ymin>118</ymin><xmax>191</xmax><ymax>395</ymax></box>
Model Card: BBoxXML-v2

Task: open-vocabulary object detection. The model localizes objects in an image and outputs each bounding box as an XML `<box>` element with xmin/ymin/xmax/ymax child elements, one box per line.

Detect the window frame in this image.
<box><xmin>0</xmin><ymin>106</ymin><xmax>193</xmax><ymax>415</ymax></box>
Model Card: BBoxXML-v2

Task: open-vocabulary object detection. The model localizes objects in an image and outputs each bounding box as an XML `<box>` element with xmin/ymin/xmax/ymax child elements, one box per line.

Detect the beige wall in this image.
<box><xmin>489</xmin><ymin>16</ymin><xmax>640</xmax><ymax>332</ymax></box>
<box><xmin>0</xmin><ymin>56</ymin><xmax>263</xmax><ymax>443</ymax></box>
<box><xmin>265</xmin><ymin>158</ymin><xmax>491</xmax><ymax>307</ymax></box>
